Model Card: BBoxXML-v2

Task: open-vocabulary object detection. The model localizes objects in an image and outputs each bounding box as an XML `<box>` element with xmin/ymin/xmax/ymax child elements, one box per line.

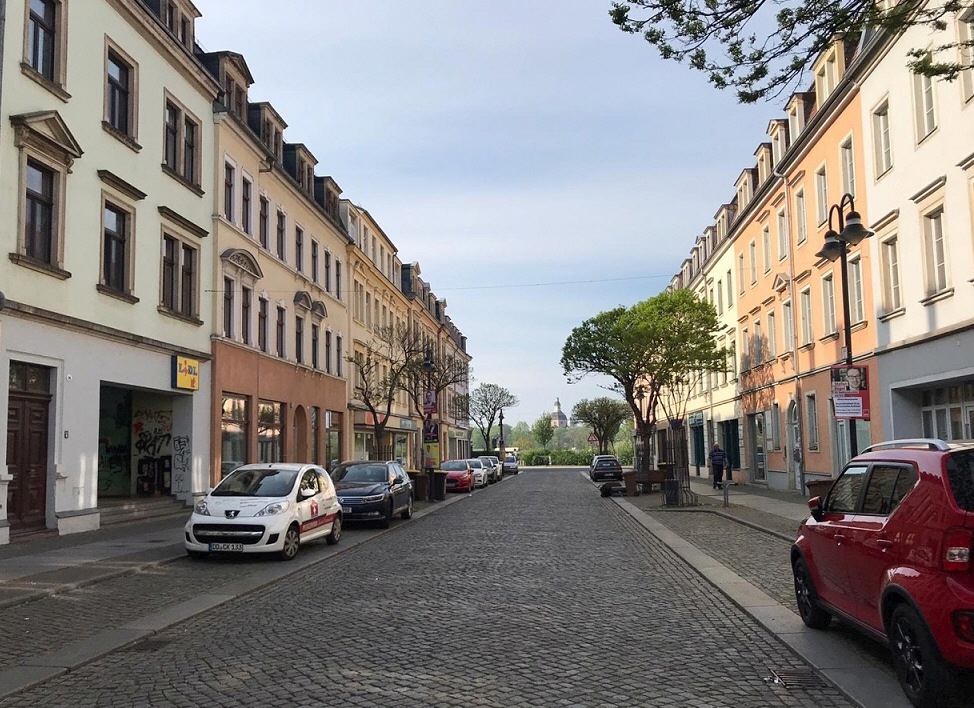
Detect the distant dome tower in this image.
<box><xmin>550</xmin><ymin>398</ymin><xmax>569</xmax><ymax>428</ymax></box>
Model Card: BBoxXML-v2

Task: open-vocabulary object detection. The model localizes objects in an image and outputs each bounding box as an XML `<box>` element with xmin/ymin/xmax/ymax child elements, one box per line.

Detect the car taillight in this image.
<box><xmin>943</xmin><ymin>528</ymin><xmax>974</xmax><ymax>572</ymax></box>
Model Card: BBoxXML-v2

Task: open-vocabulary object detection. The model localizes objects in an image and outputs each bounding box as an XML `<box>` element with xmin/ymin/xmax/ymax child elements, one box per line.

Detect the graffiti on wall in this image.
<box><xmin>172</xmin><ymin>435</ymin><xmax>190</xmax><ymax>493</ymax></box>
<box><xmin>133</xmin><ymin>408</ymin><xmax>173</xmax><ymax>495</ymax></box>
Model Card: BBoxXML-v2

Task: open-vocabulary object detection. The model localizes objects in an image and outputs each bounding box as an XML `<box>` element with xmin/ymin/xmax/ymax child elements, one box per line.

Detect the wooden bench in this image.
<box><xmin>634</xmin><ymin>469</ymin><xmax>668</xmax><ymax>493</ymax></box>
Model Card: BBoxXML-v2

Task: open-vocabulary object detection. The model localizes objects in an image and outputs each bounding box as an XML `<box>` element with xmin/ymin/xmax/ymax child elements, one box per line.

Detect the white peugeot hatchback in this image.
<box><xmin>184</xmin><ymin>463</ymin><xmax>342</xmax><ymax>560</ymax></box>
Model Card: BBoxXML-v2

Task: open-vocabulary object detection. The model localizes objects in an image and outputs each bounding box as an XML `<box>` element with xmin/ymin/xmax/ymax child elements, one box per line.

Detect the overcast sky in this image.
<box><xmin>194</xmin><ymin>0</ymin><xmax>775</xmax><ymax>425</ymax></box>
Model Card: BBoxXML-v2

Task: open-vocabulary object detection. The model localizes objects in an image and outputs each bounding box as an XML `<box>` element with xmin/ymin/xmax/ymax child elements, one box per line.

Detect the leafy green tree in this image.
<box><xmin>561</xmin><ymin>289</ymin><xmax>726</xmax><ymax>469</ymax></box>
<box><xmin>531</xmin><ymin>414</ymin><xmax>555</xmax><ymax>449</ymax></box>
<box><xmin>610</xmin><ymin>0</ymin><xmax>974</xmax><ymax>103</ymax></box>
<box><xmin>572</xmin><ymin>397</ymin><xmax>631</xmax><ymax>455</ymax></box>
<box><xmin>469</xmin><ymin>384</ymin><xmax>519</xmax><ymax>452</ymax></box>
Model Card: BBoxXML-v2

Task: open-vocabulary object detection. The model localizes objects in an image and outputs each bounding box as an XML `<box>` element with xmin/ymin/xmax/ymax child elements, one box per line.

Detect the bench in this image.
<box><xmin>634</xmin><ymin>469</ymin><xmax>668</xmax><ymax>493</ymax></box>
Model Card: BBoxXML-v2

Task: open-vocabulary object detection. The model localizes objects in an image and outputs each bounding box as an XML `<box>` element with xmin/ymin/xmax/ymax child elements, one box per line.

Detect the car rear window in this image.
<box><xmin>441</xmin><ymin>461</ymin><xmax>467</xmax><ymax>471</ymax></box>
<box><xmin>946</xmin><ymin>451</ymin><xmax>974</xmax><ymax>511</ymax></box>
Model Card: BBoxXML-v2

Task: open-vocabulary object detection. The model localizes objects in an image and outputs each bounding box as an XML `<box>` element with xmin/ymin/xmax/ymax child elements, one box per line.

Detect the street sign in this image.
<box><xmin>587</xmin><ymin>433</ymin><xmax>598</xmax><ymax>444</ymax></box>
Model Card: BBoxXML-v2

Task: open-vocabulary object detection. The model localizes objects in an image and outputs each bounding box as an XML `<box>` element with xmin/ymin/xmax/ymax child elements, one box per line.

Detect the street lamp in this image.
<box><xmin>634</xmin><ymin>385</ymin><xmax>646</xmax><ymax>473</ymax></box>
<box><xmin>422</xmin><ymin>350</ymin><xmax>438</xmax><ymax>500</ymax></box>
<box><xmin>814</xmin><ymin>193</ymin><xmax>874</xmax><ymax>458</ymax></box>
<box><xmin>498</xmin><ymin>408</ymin><xmax>505</xmax><ymax>462</ymax></box>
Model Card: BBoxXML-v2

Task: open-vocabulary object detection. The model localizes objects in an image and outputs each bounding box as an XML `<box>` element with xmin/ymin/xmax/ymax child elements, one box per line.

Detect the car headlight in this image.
<box><xmin>194</xmin><ymin>499</ymin><xmax>210</xmax><ymax>516</ymax></box>
<box><xmin>256</xmin><ymin>500</ymin><xmax>290</xmax><ymax>516</ymax></box>
<box><xmin>360</xmin><ymin>494</ymin><xmax>384</xmax><ymax>503</ymax></box>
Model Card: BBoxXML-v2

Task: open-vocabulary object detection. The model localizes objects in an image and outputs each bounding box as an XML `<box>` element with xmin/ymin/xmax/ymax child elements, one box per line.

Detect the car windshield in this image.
<box><xmin>946</xmin><ymin>451</ymin><xmax>974</xmax><ymax>511</ymax></box>
<box><xmin>469</xmin><ymin>460</ymin><xmax>483</xmax><ymax>468</ymax></box>
<box><xmin>440</xmin><ymin>461</ymin><xmax>468</xmax><ymax>471</ymax></box>
<box><xmin>331</xmin><ymin>464</ymin><xmax>388</xmax><ymax>483</ymax></box>
<box><xmin>213</xmin><ymin>468</ymin><xmax>298</xmax><ymax>497</ymax></box>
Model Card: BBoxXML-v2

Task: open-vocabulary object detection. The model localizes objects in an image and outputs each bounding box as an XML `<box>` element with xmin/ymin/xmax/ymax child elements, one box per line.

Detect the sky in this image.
<box><xmin>193</xmin><ymin>0</ymin><xmax>776</xmax><ymax>425</ymax></box>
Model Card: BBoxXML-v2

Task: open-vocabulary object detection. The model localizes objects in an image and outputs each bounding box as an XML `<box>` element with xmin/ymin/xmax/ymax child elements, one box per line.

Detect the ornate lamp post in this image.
<box><xmin>498</xmin><ymin>408</ymin><xmax>505</xmax><ymax>463</ymax></box>
<box><xmin>422</xmin><ymin>350</ymin><xmax>438</xmax><ymax>500</ymax></box>
<box><xmin>814</xmin><ymin>193</ymin><xmax>874</xmax><ymax>458</ymax></box>
<box><xmin>634</xmin><ymin>385</ymin><xmax>646</xmax><ymax>473</ymax></box>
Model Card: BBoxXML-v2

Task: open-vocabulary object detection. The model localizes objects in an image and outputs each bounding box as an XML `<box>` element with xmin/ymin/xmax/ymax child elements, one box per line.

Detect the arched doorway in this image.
<box><xmin>293</xmin><ymin>405</ymin><xmax>308</xmax><ymax>462</ymax></box>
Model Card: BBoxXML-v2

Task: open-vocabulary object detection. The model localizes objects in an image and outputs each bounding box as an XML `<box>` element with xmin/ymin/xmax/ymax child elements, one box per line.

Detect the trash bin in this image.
<box><xmin>431</xmin><ymin>471</ymin><xmax>448</xmax><ymax>501</ymax></box>
<box><xmin>622</xmin><ymin>470</ymin><xmax>638</xmax><ymax>496</ymax></box>
<box><xmin>408</xmin><ymin>471</ymin><xmax>428</xmax><ymax>503</ymax></box>
<box><xmin>663</xmin><ymin>478</ymin><xmax>679</xmax><ymax>506</ymax></box>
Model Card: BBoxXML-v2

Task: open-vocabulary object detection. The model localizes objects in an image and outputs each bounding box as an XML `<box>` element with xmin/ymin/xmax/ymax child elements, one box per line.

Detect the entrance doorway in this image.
<box><xmin>6</xmin><ymin>363</ymin><xmax>52</xmax><ymax>532</ymax></box>
<box><xmin>787</xmin><ymin>401</ymin><xmax>803</xmax><ymax>491</ymax></box>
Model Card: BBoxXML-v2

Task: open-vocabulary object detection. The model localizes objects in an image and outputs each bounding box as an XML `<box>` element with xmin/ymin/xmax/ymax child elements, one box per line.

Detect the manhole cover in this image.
<box><xmin>765</xmin><ymin>668</ymin><xmax>827</xmax><ymax>689</ymax></box>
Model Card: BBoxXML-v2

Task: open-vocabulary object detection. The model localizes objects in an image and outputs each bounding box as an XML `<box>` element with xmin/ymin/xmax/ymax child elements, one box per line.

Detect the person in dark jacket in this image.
<box><xmin>709</xmin><ymin>443</ymin><xmax>727</xmax><ymax>489</ymax></box>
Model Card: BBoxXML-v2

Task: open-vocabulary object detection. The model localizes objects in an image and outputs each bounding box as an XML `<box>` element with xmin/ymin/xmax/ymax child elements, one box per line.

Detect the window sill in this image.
<box><xmin>9</xmin><ymin>253</ymin><xmax>71</xmax><ymax>279</ymax></box>
<box><xmin>157</xmin><ymin>305</ymin><xmax>203</xmax><ymax>326</ymax></box>
<box><xmin>161</xmin><ymin>164</ymin><xmax>204</xmax><ymax>196</ymax></box>
<box><xmin>102</xmin><ymin>121</ymin><xmax>142</xmax><ymax>152</ymax></box>
<box><xmin>777</xmin><ymin>351</ymin><xmax>792</xmax><ymax>361</ymax></box>
<box><xmin>20</xmin><ymin>63</ymin><xmax>71</xmax><ymax>101</ymax></box>
<box><xmin>96</xmin><ymin>284</ymin><xmax>139</xmax><ymax>304</ymax></box>
<box><xmin>879</xmin><ymin>307</ymin><xmax>906</xmax><ymax>322</ymax></box>
<box><xmin>819</xmin><ymin>332</ymin><xmax>839</xmax><ymax>343</ymax></box>
<box><xmin>920</xmin><ymin>288</ymin><xmax>954</xmax><ymax>306</ymax></box>
<box><xmin>798</xmin><ymin>342</ymin><xmax>815</xmax><ymax>352</ymax></box>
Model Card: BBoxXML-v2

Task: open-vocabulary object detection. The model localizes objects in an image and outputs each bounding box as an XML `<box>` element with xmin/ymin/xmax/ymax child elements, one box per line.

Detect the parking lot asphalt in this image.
<box><xmin>0</xmin><ymin>469</ymin><xmax>910</xmax><ymax>706</ymax></box>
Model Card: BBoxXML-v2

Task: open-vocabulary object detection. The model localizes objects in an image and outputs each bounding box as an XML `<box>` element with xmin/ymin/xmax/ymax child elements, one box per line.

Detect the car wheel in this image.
<box><xmin>793</xmin><ymin>557</ymin><xmax>831</xmax><ymax>630</ymax></box>
<box><xmin>186</xmin><ymin>549</ymin><xmax>207</xmax><ymax>560</ymax></box>
<box><xmin>401</xmin><ymin>495</ymin><xmax>413</xmax><ymax>520</ymax></box>
<box><xmin>279</xmin><ymin>524</ymin><xmax>300</xmax><ymax>561</ymax></box>
<box><xmin>380</xmin><ymin>500</ymin><xmax>392</xmax><ymax>528</ymax></box>
<box><xmin>326</xmin><ymin>513</ymin><xmax>342</xmax><ymax>545</ymax></box>
<box><xmin>889</xmin><ymin>604</ymin><xmax>953</xmax><ymax>707</ymax></box>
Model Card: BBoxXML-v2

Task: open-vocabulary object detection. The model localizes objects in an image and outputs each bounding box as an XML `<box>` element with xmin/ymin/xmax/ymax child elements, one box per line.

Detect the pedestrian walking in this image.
<box><xmin>709</xmin><ymin>443</ymin><xmax>727</xmax><ymax>489</ymax></box>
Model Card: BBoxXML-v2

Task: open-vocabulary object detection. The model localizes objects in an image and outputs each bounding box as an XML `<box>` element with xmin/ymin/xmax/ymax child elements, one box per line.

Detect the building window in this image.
<box><xmin>276</xmin><ymin>306</ymin><xmax>286</xmax><ymax>358</ymax></box>
<box><xmin>257</xmin><ymin>400</ymin><xmax>282</xmax><ymax>463</ymax></box>
<box><xmin>913</xmin><ymin>68</ymin><xmax>938</xmax><ymax>140</ymax></box>
<box><xmin>717</xmin><ymin>281</ymin><xmax>723</xmax><ymax>313</ymax></box>
<box><xmin>753</xmin><ymin>320</ymin><xmax>763</xmax><ymax>363</ymax></box>
<box><xmin>164</xmin><ymin>103</ymin><xmax>178</xmax><ymax>169</ymax></box>
<box><xmin>767</xmin><ymin>310</ymin><xmax>777</xmax><ymax>358</ymax></box>
<box><xmin>961</xmin><ymin>13</ymin><xmax>974</xmax><ymax>103</ymax></box>
<box><xmin>105</xmin><ymin>47</ymin><xmax>136</xmax><ymax>138</ymax></box>
<box><xmin>221</xmin><ymin>395</ymin><xmax>249</xmax><ymax>475</ymax></box>
<box><xmin>312</xmin><ymin>324</ymin><xmax>320</xmax><ymax>369</ymax></box>
<box><xmin>806</xmin><ymin>393</ymin><xmax>820</xmax><ymax>451</ymax></box>
<box><xmin>258</xmin><ymin>197</ymin><xmax>269</xmax><ymax>249</ymax></box>
<box><xmin>840</xmin><ymin>138</ymin><xmax>855</xmax><ymax>197</ymax></box>
<box><xmin>815</xmin><ymin>167</ymin><xmax>828</xmax><ymax>225</ymax></box>
<box><xmin>223</xmin><ymin>162</ymin><xmax>234</xmax><ymax>222</ymax></box>
<box><xmin>771</xmin><ymin>402</ymin><xmax>781</xmax><ymax>451</ymax></box>
<box><xmin>737</xmin><ymin>254</ymin><xmax>745</xmax><ymax>293</ymax></box>
<box><xmin>162</xmin><ymin>98</ymin><xmax>200</xmax><ymax>186</ymax></box>
<box><xmin>311</xmin><ymin>241</ymin><xmax>319</xmax><ymax>283</ymax></box>
<box><xmin>795</xmin><ymin>189</ymin><xmax>807</xmax><ymax>243</ymax></box>
<box><xmin>26</xmin><ymin>0</ymin><xmax>63</xmax><ymax>84</ymax></box>
<box><xmin>882</xmin><ymin>235</ymin><xmax>902</xmax><ymax>312</ymax></box>
<box><xmin>822</xmin><ymin>274</ymin><xmax>836</xmax><ymax>335</ymax></box>
<box><xmin>777</xmin><ymin>208</ymin><xmax>788</xmax><ymax>261</ymax></box>
<box><xmin>102</xmin><ymin>202</ymin><xmax>131</xmax><ymax>294</ymax></box>
<box><xmin>295</xmin><ymin>315</ymin><xmax>304</xmax><ymax>364</ymax></box>
<box><xmin>241</xmin><ymin>286</ymin><xmax>252</xmax><ymax>344</ymax></box>
<box><xmin>336</xmin><ymin>261</ymin><xmax>343</xmax><ymax>301</ymax></box>
<box><xmin>849</xmin><ymin>256</ymin><xmax>865</xmax><ymax>322</ymax></box>
<box><xmin>258</xmin><ymin>297</ymin><xmax>268</xmax><ymax>352</ymax></box>
<box><xmin>223</xmin><ymin>277</ymin><xmax>234</xmax><ymax>338</ymax></box>
<box><xmin>726</xmin><ymin>269</ymin><xmax>733</xmax><ymax>306</ymax></box>
<box><xmin>276</xmin><ymin>211</ymin><xmax>286</xmax><ymax>261</ymax></box>
<box><xmin>161</xmin><ymin>234</ymin><xmax>198</xmax><ymax>318</ymax></box>
<box><xmin>324</xmin><ymin>252</ymin><xmax>332</xmax><ymax>293</ymax></box>
<box><xmin>922</xmin><ymin>209</ymin><xmax>948</xmax><ymax>295</ymax></box>
<box><xmin>800</xmin><ymin>289</ymin><xmax>813</xmax><ymax>345</ymax></box>
<box><xmin>783</xmin><ymin>300</ymin><xmax>794</xmax><ymax>351</ymax></box>
<box><xmin>762</xmin><ymin>226</ymin><xmax>771</xmax><ymax>272</ymax></box>
<box><xmin>295</xmin><ymin>226</ymin><xmax>304</xmax><ymax>272</ymax></box>
<box><xmin>336</xmin><ymin>335</ymin><xmax>344</xmax><ymax>376</ymax></box>
<box><xmin>25</xmin><ymin>159</ymin><xmax>56</xmax><ymax>264</ymax></box>
<box><xmin>241</xmin><ymin>178</ymin><xmax>252</xmax><ymax>235</ymax></box>
<box><xmin>872</xmin><ymin>101</ymin><xmax>893</xmax><ymax>175</ymax></box>
<box><xmin>325</xmin><ymin>331</ymin><xmax>333</xmax><ymax>374</ymax></box>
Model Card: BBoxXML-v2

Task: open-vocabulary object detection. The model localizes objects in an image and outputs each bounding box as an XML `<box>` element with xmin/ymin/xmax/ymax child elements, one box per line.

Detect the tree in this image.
<box><xmin>531</xmin><ymin>414</ymin><xmax>555</xmax><ymax>450</ymax></box>
<box><xmin>572</xmin><ymin>397</ymin><xmax>631</xmax><ymax>455</ymax></box>
<box><xmin>610</xmin><ymin>0</ymin><xmax>974</xmax><ymax>103</ymax></box>
<box><xmin>469</xmin><ymin>384</ymin><xmax>519</xmax><ymax>452</ymax></box>
<box><xmin>561</xmin><ymin>289</ymin><xmax>726</xmax><ymax>470</ymax></box>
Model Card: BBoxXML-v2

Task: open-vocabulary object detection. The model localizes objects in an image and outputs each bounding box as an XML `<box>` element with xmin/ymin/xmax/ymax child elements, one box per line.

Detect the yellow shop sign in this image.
<box><xmin>171</xmin><ymin>355</ymin><xmax>200</xmax><ymax>391</ymax></box>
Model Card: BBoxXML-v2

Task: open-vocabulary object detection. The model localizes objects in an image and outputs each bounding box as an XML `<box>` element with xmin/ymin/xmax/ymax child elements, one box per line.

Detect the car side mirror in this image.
<box><xmin>808</xmin><ymin>496</ymin><xmax>824</xmax><ymax>522</ymax></box>
<box><xmin>300</xmin><ymin>487</ymin><xmax>316</xmax><ymax>498</ymax></box>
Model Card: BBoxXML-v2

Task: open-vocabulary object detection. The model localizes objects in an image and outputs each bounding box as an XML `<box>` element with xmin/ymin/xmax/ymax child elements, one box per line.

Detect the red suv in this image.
<box><xmin>791</xmin><ymin>439</ymin><xmax>974</xmax><ymax>707</ymax></box>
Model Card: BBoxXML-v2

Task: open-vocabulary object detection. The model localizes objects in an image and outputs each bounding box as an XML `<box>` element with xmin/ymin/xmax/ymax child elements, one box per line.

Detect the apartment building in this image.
<box><xmin>197</xmin><ymin>50</ymin><xmax>351</xmax><ymax>484</ymax></box>
<box><xmin>0</xmin><ymin>0</ymin><xmax>217</xmax><ymax>541</ymax></box>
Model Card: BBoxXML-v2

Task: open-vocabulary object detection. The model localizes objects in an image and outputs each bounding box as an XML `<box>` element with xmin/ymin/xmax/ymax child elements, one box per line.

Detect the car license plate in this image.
<box><xmin>209</xmin><ymin>542</ymin><xmax>243</xmax><ymax>552</ymax></box>
<box><xmin>342</xmin><ymin>506</ymin><xmax>351</xmax><ymax>514</ymax></box>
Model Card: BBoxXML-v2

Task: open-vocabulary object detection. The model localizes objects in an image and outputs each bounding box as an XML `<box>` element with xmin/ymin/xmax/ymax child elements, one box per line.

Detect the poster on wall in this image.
<box><xmin>831</xmin><ymin>364</ymin><xmax>870</xmax><ymax>420</ymax></box>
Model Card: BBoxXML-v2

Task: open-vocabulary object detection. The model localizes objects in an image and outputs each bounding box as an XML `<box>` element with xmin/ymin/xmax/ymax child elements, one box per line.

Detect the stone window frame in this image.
<box><xmin>21</xmin><ymin>0</ymin><xmax>70</xmax><ymax>100</ymax></box>
<box><xmin>103</xmin><ymin>37</ymin><xmax>141</xmax><ymax>151</ymax></box>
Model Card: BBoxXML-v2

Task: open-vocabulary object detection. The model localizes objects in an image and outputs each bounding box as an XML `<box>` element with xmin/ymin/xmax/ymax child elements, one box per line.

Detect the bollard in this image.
<box><xmin>723</xmin><ymin>480</ymin><xmax>730</xmax><ymax>507</ymax></box>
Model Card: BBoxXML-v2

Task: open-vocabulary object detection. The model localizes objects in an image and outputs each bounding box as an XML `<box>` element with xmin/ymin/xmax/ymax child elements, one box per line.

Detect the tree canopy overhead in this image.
<box><xmin>610</xmin><ymin>0</ymin><xmax>974</xmax><ymax>103</ymax></box>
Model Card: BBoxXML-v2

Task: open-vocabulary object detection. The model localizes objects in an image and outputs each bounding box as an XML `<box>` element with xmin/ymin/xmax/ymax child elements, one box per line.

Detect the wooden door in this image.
<box><xmin>6</xmin><ymin>394</ymin><xmax>50</xmax><ymax>531</ymax></box>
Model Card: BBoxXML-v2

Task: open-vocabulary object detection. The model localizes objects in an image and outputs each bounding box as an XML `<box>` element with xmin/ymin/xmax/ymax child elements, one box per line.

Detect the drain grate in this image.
<box><xmin>123</xmin><ymin>638</ymin><xmax>173</xmax><ymax>652</ymax></box>
<box><xmin>765</xmin><ymin>667</ymin><xmax>827</xmax><ymax>689</ymax></box>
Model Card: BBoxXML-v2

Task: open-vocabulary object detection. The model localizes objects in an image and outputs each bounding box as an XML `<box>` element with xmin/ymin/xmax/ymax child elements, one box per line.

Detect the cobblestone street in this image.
<box><xmin>0</xmin><ymin>470</ymin><xmax>858</xmax><ymax>707</ymax></box>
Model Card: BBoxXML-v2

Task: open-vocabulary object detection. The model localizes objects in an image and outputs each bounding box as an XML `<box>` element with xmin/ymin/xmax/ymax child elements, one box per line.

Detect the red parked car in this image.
<box><xmin>791</xmin><ymin>438</ymin><xmax>974</xmax><ymax>707</ymax></box>
<box><xmin>440</xmin><ymin>460</ymin><xmax>475</xmax><ymax>493</ymax></box>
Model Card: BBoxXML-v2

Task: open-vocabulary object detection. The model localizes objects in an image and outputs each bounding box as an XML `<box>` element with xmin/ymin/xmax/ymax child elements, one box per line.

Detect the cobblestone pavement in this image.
<box><xmin>0</xmin><ymin>469</ymin><xmax>858</xmax><ymax>707</ymax></box>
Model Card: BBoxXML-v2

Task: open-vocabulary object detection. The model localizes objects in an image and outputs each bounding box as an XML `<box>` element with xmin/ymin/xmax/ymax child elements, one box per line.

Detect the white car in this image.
<box><xmin>184</xmin><ymin>463</ymin><xmax>342</xmax><ymax>561</ymax></box>
<box><xmin>466</xmin><ymin>458</ymin><xmax>488</xmax><ymax>488</ymax></box>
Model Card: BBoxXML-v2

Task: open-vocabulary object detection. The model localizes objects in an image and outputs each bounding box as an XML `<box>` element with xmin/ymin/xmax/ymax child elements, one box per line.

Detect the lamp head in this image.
<box><xmin>815</xmin><ymin>230</ymin><xmax>844</xmax><ymax>262</ymax></box>
<box><xmin>839</xmin><ymin>210</ymin><xmax>874</xmax><ymax>246</ymax></box>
